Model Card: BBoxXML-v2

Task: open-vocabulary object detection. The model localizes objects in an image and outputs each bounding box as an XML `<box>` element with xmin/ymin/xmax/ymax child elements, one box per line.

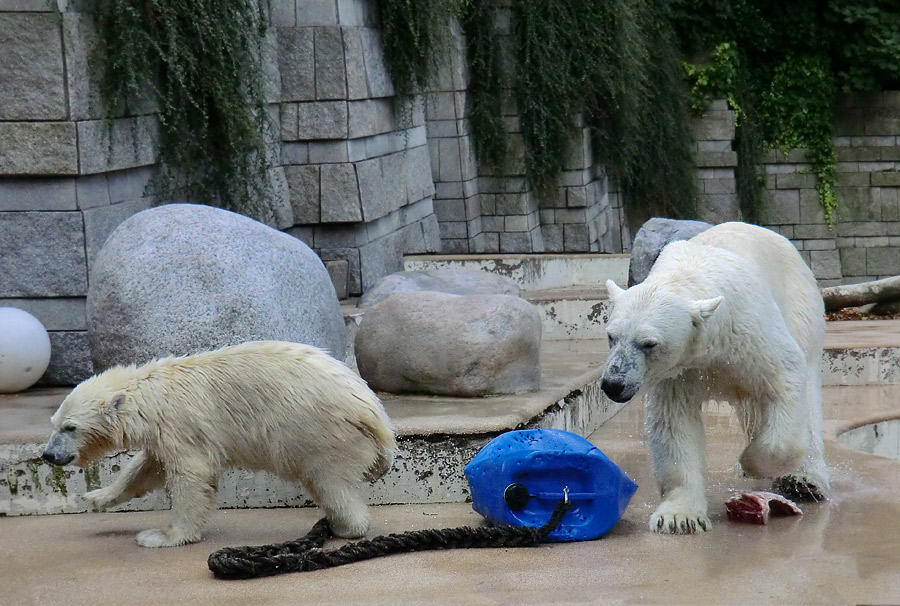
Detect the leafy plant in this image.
<box><xmin>461</xmin><ymin>0</ymin><xmax>698</xmax><ymax>220</ymax></box>
<box><xmin>87</xmin><ymin>0</ymin><xmax>272</xmax><ymax>218</ymax></box>
<box><xmin>674</xmin><ymin>0</ymin><xmax>900</xmax><ymax>227</ymax></box>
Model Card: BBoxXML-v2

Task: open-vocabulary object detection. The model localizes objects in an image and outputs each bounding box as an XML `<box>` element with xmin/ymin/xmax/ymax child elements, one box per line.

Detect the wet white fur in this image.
<box><xmin>604</xmin><ymin>222</ymin><xmax>828</xmax><ymax>534</ymax></box>
<box><xmin>48</xmin><ymin>341</ymin><xmax>397</xmax><ymax>547</ymax></box>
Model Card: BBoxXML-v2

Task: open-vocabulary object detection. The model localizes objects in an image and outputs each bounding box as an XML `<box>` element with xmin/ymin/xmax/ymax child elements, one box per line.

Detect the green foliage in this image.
<box><xmin>458</xmin><ymin>0</ymin><xmax>506</xmax><ymax>166</ymax></box>
<box><xmin>87</xmin><ymin>0</ymin><xmax>271</xmax><ymax>218</ymax></box>
<box><xmin>461</xmin><ymin>0</ymin><xmax>698</xmax><ymax>219</ymax></box>
<box><xmin>674</xmin><ymin>0</ymin><xmax>900</xmax><ymax>227</ymax></box>
<box><xmin>376</xmin><ymin>0</ymin><xmax>460</xmax><ymax>96</ymax></box>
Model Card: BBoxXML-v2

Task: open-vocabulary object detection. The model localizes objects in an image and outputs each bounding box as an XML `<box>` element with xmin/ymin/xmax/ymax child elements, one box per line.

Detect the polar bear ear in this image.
<box><xmin>606</xmin><ymin>279</ymin><xmax>626</xmax><ymax>301</ymax></box>
<box><xmin>691</xmin><ymin>296</ymin><xmax>724</xmax><ymax>324</ymax></box>
<box><xmin>101</xmin><ymin>392</ymin><xmax>126</xmax><ymax>425</ymax></box>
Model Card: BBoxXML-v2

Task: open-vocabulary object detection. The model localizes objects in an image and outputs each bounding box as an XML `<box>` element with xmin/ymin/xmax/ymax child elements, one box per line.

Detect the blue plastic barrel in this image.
<box><xmin>464</xmin><ymin>428</ymin><xmax>638</xmax><ymax>541</ymax></box>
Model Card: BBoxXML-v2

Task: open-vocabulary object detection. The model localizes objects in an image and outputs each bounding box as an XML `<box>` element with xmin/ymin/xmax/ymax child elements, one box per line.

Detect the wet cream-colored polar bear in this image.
<box><xmin>601</xmin><ymin>222</ymin><xmax>829</xmax><ymax>534</ymax></box>
<box><xmin>43</xmin><ymin>341</ymin><xmax>396</xmax><ymax>547</ymax></box>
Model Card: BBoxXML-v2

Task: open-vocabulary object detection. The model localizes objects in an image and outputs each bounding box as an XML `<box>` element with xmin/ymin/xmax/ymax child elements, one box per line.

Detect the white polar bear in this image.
<box><xmin>601</xmin><ymin>222</ymin><xmax>829</xmax><ymax>534</ymax></box>
<box><xmin>42</xmin><ymin>341</ymin><xmax>397</xmax><ymax>547</ymax></box>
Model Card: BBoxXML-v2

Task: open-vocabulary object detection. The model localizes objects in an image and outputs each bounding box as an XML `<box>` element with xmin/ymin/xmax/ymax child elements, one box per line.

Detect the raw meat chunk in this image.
<box><xmin>725</xmin><ymin>491</ymin><xmax>803</xmax><ymax>525</ymax></box>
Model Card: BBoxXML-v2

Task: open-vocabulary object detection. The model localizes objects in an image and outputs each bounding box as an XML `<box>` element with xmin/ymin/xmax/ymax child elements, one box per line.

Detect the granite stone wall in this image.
<box><xmin>691</xmin><ymin>93</ymin><xmax>900</xmax><ymax>287</ymax></box>
<box><xmin>3</xmin><ymin>0</ymin><xmax>900</xmax><ymax>386</ymax></box>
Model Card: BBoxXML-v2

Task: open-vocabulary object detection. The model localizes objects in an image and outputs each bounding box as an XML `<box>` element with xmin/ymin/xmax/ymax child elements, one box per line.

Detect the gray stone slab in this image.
<box><xmin>0</xmin><ymin>298</ymin><xmax>86</xmax><ymax>331</ymax></box>
<box><xmin>324</xmin><ymin>258</ymin><xmax>349</xmax><ymax>299</ymax></box>
<box><xmin>405</xmin><ymin>145</ymin><xmax>436</xmax><ymax>202</ymax></box>
<box><xmin>82</xmin><ymin>198</ymin><xmax>153</xmax><ymax>270</ymax></box>
<box><xmin>314</xmin><ymin>26</ymin><xmax>347</xmax><ymax>100</ymax></box>
<box><xmin>0</xmin><ymin>0</ymin><xmax>55</xmax><ymax>9</ymax></box>
<box><xmin>75</xmin><ymin>174</ymin><xmax>111</xmax><ymax>210</ymax></box>
<box><xmin>284</xmin><ymin>164</ymin><xmax>320</xmax><ymax>224</ymax></box>
<box><xmin>360</xmin><ymin>28</ymin><xmax>393</xmax><ymax>98</ymax></box>
<box><xmin>269</xmin><ymin>0</ymin><xmax>296</xmax><ymax>26</ymax></box>
<box><xmin>0</xmin><ymin>212</ymin><xmax>87</xmax><ymax>297</ymax></box>
<box><xmin>297</xmin><ymin>101</ymin><xmax>348</xmax><ymax>139</ymax></box>
<box><xmin>63</xmin><ymin>13</ymin><xmax>104</xmax><ymax>121</ymax></box>
<box><xmin>867</xmin><ymin>247</ymin><xmax>900</xmax><ymax>276</ymax></box>
<box><xmin>0</xmin><ymin>13</ymin><xmax>66</xmax><ymax>120</ymax></box>
<box><xmin>76</xmin><ymin>116</ymin><xmax>159</xmax><ymax>175</ymax></box>
<box><xmin>348</xmin><ymin>99</ymin><xmax>396</xmax><ymax>138</ymax></box>
<box><xmin>0</xmin><ymin>178</ymin><xmax>76</xmax><ymax>211</ymax></box>
<box><xmin>356</xmin><ymin>154</ymin><xmax>394</xmax><ymax>222</ymax></box>
<box><xmin>107</xmin><ymin>167</ymin><xmax>153</xmax><ymax>203</ymax></box>
<box><xmin>308</xmin><ymin>141</ymin><xmax>349</xmax><ymax>164</ymax></box>
<box><xmin>281</xmin><ymin>142</ymin><xmax>309</xmax><ymax>165</ymax></box>
<box><xmin>37</xmin><ymin>330</ymin><xmax>94</xmax><ymax>386</ymax></box>
<box><xmin>0</xmin><ymin>122</ymin><xmax>78</xmax><ymax>175</ymax></box>
<box><xmin>297</xmin><ymin>0</ymin><xmax>338</xmax><ymax>25</ymax></box>
<box><xmin>320</xmin><ymin>163</ymin><xmax>362</xmax><ymax>222</ymax></box>
<box><xmin>342</xmin><ymin>27</ymin><xmax>368</xmax><ymax>100</ymax></box>
<box><xmin>277</xmin><ymin>27</ymin><xmax>315</xmax><ymax>101</ymax></box>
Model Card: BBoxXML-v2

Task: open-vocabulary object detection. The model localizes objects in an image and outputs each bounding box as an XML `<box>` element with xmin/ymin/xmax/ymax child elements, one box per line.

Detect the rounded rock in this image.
<box><xmin>87</xmin><ymin>204</ymin><xmax>346</xmax><ymax>370</ymax></box>
<box><xmin>358</xmin><ymin>268</ymin><xmax>521</xmax><ymax>308</ymax></box>
<box><xmin>355</xmin><ymin>291</ymin><xmax>541</xmax><ymax>396</ymax></box>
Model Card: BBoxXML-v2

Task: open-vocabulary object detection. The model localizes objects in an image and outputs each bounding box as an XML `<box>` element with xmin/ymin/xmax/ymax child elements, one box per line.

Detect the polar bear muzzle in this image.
<box><xmin>42</xmin><ymin>430</ymin><xmax>76</xmax><ymax>466</ymax></box>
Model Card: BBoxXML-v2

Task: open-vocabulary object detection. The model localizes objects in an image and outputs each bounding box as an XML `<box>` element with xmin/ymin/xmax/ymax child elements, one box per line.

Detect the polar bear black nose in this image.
<box><xmin>42</xmin><ymin>451</ymin><xmax>74</xmax><ymax>466</ymax></box>
<box><xmin>601</xmin><ymin>377</ymin><xmax>628</xmax><ymax>402</ymax></box>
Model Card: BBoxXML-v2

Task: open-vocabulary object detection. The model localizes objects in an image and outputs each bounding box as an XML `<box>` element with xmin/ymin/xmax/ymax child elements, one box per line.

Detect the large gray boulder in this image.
<box><xmin>628</xmin><ymin>218</ymin><xmax>713</xmax><ymax>286</ymax></box>
<box><xmin>356</xmin><ymin>292</ymin><xmax>541</xmax><ymax>396</ymax></box>
<box><xmin>87</xmin><ymin>203</ymin><xmax>346</xmax><ymax>370</ymax></box>
<box><xmin>357</xmin><ymin>268</ymin><xmax>520</xmax><ymax>308</ymax></box>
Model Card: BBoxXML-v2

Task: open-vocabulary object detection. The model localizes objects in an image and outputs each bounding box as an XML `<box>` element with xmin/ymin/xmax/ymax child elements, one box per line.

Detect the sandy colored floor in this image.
<box><xmin>2</xmin><ymin>383</ymin><xmax>899</xmax><ymax>606</ymax></box>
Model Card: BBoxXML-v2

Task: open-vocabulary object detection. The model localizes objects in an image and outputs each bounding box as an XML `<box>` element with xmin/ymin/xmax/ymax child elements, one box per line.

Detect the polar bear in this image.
<box><xmin>601</xmin><ymin>222</ymin><xmax>828</xmax><ymax>534</ymax></box>
<box><xmin>42</xmin><ymin>341</ymin><xmax>397</xmax><ymax>547</ymax></box>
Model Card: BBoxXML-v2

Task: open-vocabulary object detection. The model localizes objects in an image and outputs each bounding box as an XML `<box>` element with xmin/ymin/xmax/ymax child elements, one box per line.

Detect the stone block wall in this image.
<box><xmin>692</xmin><ymin>93</ymin><xmax>900</xmax><ymax>286</ymax></box>
<box><xmin>271</xmin><ymin>0</ymin><xmax>440</xmax><ymax>295</ymax></box>
<box><xmin>0</xmin><ymin>4</ymin><xmax>169</xmax><ymax>385</ymax></box>
<box><xmin>424</xmin><ymin>6</ymin><xmax>625</xmax><ymax>255</ymax></box>
<box><xmin>0</xmin><ymin>0</ymin><xmax>440</xmax><ymax>385</ymax></box>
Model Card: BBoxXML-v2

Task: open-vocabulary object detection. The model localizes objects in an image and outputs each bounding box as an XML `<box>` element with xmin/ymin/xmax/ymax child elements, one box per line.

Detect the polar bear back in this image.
<box><xmin>688</xmin><ymin>222</ymin><xmax>824</xmax><ymax>358</ymax></box>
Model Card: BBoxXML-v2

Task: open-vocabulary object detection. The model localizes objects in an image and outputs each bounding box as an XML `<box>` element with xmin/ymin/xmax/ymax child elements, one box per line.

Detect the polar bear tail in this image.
<box><xmin>351</xmin><ymin>409</ymin><xmax>397</xmax><ymax>483</ymax></box>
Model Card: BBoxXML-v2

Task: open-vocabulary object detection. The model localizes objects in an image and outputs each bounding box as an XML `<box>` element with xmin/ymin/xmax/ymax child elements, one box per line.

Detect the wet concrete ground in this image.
<box><xmin>2</xmin><ymin>383</ymin><xmax>899</xmax><ymax>605</ymax></box>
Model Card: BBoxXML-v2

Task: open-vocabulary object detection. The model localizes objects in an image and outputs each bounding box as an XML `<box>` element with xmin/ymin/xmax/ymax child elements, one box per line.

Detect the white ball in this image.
<box><xmin>0</xmin><ymin>307</ymin><xmax>52</xmax><ymax>394</ymax></box>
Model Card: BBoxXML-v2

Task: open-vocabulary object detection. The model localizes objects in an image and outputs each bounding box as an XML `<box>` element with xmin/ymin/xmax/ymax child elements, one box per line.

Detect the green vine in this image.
<box><xmin>465</xmin><ymin>0</ymin><xmax>698</xmax><ymax>220</ymax></box>
<box><xmin>675</xmin><ymin>0</ymin><xmax>900</xmax><ymax>228</ymax></box>
<box><xmin>87</xmin><ymin>0</ymin><xmax>272</xmax><ymax>219</ymax></box>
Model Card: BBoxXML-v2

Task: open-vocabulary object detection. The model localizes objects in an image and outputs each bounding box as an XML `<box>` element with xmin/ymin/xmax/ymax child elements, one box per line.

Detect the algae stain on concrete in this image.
<box><xmin>6</xmin><ymin>468</ymin><xmax>19</xmax><ymax>496</ymax></box>
<box><xmin>27</xmin><ymin>462</ymin><xmax>42</xmax><ymax>493</ymax></box>
<box><xmin>84</xmin><ymin>463</ymin><xmax>101</xmax><ymax>491</ymax></box>
<box><xmin>48</xmin><ymin>466</ymin><xmax>70</xmax><ymax>496</ymax></box>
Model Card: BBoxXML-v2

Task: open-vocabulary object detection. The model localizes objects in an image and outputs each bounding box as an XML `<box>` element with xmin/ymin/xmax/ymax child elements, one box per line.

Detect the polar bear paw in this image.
<box><xmin>84</xmin><ymin>487</ymin><xmax>121</xmax><ymax>511</ymax></box>
<box><xmin>650</xmin><ymin>509</ymin><xmax>711</xmax><ymax>535</ymax></box>
<box><xmin>135</xmin><ymin>528</ymin><xmax>197</xmax><ymax>548</ymax></box>
<box><xmin>773</xmin><ymin>474</ymin><xmax>827</xmax><ymax>502</ymax></box>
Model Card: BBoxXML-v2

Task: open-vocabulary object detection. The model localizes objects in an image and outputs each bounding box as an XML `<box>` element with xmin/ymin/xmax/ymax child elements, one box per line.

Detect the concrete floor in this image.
<box><xmin>3</xmin><ymin>380</ymin><xmax>899</xmax><ymax>606</ymax></box>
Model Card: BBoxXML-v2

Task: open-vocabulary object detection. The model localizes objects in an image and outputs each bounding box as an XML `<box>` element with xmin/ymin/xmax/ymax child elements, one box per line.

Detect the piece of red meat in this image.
<box><xmin>725</xmin><ymin>491</ymin><xmax>803</xmax><ymax>525</ymax></box>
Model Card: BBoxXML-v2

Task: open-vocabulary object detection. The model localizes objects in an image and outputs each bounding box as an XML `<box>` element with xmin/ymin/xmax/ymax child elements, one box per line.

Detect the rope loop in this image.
<box><xmin>209</xmin><ymin>499</ymin><xmax>573</xmax><ymax>580</ymax></box>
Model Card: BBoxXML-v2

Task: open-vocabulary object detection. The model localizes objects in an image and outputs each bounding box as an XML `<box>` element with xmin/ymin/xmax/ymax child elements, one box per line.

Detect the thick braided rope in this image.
<box><xmin>209</xmin><ymin>499</ymin><xmax>572</xmax><ymax>580</ymax></box>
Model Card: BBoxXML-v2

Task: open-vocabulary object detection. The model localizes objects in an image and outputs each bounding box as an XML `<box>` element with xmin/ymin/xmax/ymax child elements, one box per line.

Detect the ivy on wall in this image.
<box><xmin>674</xmin><ymin>0</ymin><xmax>900</xmax><ymax>227</ymax></box>
<box><xmin>376</xmin><ymin>0</ymin><xmax>698</xmax><ymax>222</ymax></box>
<box><xmin>86</xmin><ymin>0</ymin><xmax>272</xmax><ymax>218</ymax></box>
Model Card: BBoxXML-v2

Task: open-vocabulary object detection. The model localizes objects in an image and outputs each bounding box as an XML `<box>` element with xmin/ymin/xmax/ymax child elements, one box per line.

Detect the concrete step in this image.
<box><xmin>1</xmin><ymin>341</ymin><xmax>623</xmax><ymax>517</ymax></box>
<box><xmin>403</xmin><ymin>253</ymin><xmax>630</xmax><ymax>291</ymax></box>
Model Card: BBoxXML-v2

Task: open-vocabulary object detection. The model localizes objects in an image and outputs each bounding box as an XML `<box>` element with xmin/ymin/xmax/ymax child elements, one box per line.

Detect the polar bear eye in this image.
<box><xmin>640</xmin><ymin>340</ymin><xmax>658</xmax><ymax>351</ymax></box>
<box><xmin>62</xmin><ymin>424</ymin><xmax>77</xmax><ymax>433</ymax></box>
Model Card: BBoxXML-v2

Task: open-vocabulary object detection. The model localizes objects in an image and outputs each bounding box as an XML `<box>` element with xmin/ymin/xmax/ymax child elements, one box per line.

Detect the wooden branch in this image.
<box><xmin>821</xmin><ymin>276</ymin><xmax>900</xmax><ymax>312</ymax></box>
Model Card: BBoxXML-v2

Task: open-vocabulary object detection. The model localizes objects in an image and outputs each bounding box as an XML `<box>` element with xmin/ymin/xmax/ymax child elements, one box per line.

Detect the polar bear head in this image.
<box><xmin>601</xmin><ymin>279</ymin><xmax>722</xmax><ymax>403</ymax></box>
<box><xmin>42</xmin><ymin>370</ymin><xmax>131</xmax><ymax>467</ymax></box>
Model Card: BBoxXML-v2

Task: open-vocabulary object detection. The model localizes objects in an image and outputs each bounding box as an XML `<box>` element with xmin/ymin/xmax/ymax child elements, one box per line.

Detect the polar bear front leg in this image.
<box><xmin>136</xmin><ymin>466</ymin><xmax>216</xmax><ymax>548</ymax></box>
<box><xmin>84</xmin><ymin>450</ymin><xmax>165</xmax><ymax>510</ymax></box>
<box><xmin>645</xmin><ymin>382</ymin><xmax>711</xmax><ymax>534</ymax></box>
